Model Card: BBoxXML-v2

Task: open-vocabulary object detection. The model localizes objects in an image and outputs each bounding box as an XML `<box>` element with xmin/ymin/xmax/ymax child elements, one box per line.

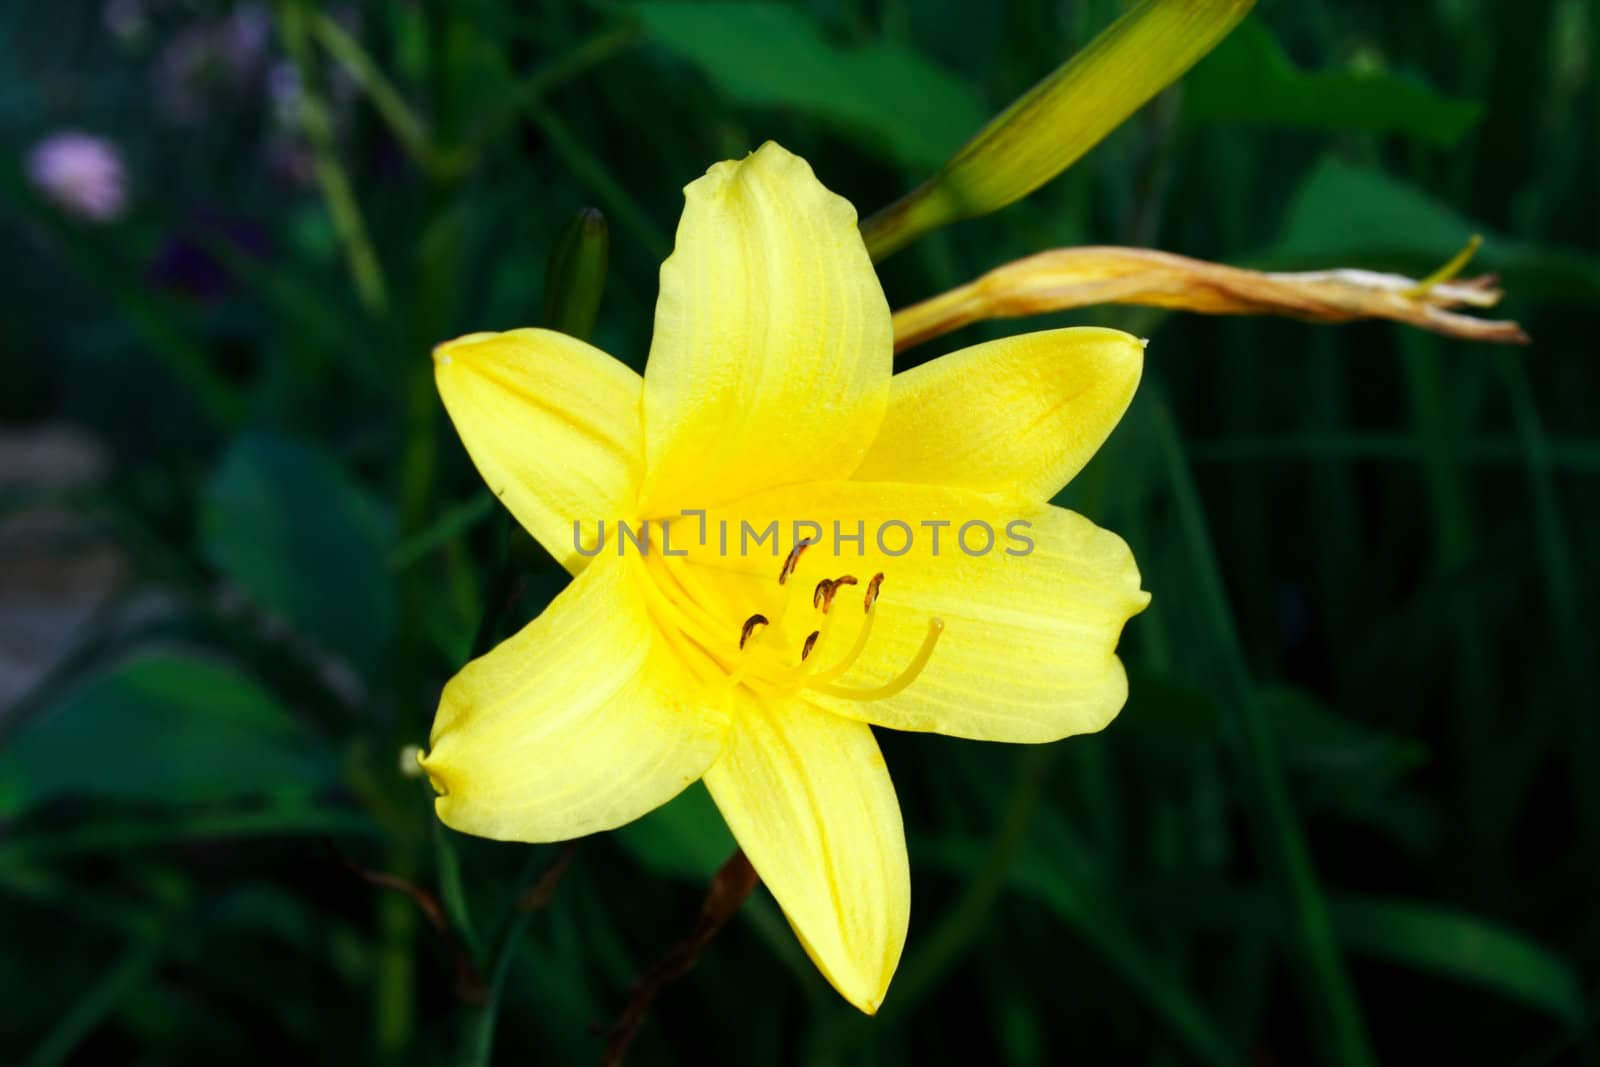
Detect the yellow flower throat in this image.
<box><xmin>632</xmin><ymin>529</ymin><xmax>945</xmax><ymax>704</ymax></box>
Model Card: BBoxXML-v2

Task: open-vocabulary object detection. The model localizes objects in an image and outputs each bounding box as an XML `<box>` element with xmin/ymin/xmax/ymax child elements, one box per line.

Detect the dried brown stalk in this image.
<box><xmin>599</xmin><ymin>849</ymin><xmax>759</xmax><ymax>1066</ymax></box>
<box><xmin>891</xmin><ymin>244</ymin><xmax>1529</xmax><ymax>352</ymax></box>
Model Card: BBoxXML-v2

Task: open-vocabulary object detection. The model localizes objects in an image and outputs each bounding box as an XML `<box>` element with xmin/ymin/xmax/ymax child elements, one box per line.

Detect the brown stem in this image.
<box><xmin>518</xmin><ymin>840</ymin><xmax>579</xmax><ymax>913</ymax></box>
<box><xmin>599</xmin><ymin>849</ymin><xmax>759</xmax><ymax>1065</ymax></box>
<box><xmin>323</xmin><ymin>837</ymin><xmax>488</xmax><ymax>1003</ymax></box>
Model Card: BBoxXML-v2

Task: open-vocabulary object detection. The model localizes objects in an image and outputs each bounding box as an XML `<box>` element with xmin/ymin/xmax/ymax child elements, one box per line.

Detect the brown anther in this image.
<box><xmin>801</xmin><ymin>630</ymin><xmax>821</xmax><ymax>661</ymax></box>
<box><xmin>739</xmin><ymin>614</ymin><xmax>769</xmax><ymax>650</ymax></box>
<box><xmin>813</xmin><ymin>579</ymin><xmax>835</xmax><ymax>612</ymax></box>
<box><xmin>863</xmin><ymin>573</ymin><xmax>885</xmax><ymax>612</ymax></box>
<box><xmin>813</xmin><ymin>574</ymin><xmax>858</xmax><ymax>613</ymax></box>
<box><xmin>778</xmin><ymin>538</ymin><xmax>815</xmax><ymax>585</ymax></box>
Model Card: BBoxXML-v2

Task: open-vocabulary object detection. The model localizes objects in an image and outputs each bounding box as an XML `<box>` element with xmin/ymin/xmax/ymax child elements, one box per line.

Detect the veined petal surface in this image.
<box><xmin>421</xmin><ymin>557</ymin><xmax>727</xmax><ymax>842</ymax></box>
<box><xmin>856</xmin><ymin>327</ymin><xmax>1142</xmax><ymax>500</ymax></box>
<box><xmin>697</xmin><ymin>480</ymin><xmax>1149</xmax><ymax>743</ymax></box>
<box><xmin>702</xmin><ymin>696</ymin><xmax>908</xmax><ymax>1014</ymax></box>
<box><xmin>434</xmin><ymin>328</ymin><xmax>643</xmax><ymax>574</ymax></box>
<box><xmin>640</xmin><ymin>142</ymin><xmax>892</xmax><ymax>514</ymax></box>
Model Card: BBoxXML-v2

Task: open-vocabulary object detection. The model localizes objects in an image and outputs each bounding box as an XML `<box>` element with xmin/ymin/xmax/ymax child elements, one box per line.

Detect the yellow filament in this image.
<box><xmin>632</xmin><ymin>562</ymin><xmax>734</xmax><ymax>686</ymax></box>
<box><xmin>810</xmin><ymin>619</ymin><xmax>946</xmax><ymax>702</ymax></box>
<box><xmin>1404</xmin><ymin>234</ymin><xmax>1482</xmax><ymax>297</ymax></box>
<box><xmin>641</xmin><ymin>547</ymin><xmax>944</xmax><ymax>704</ymax></box>
<box><xmin>802</xmin><ymin>604</ymin><xmax>881</xmax><ymax>686</ymax></box>
<box><xmin>761</xmin><ymin>598</ymin><xmax>848</xmax><ymax>690</ymax></box>
<box><xmin>634</xmin><ymin>556</ymin><xmax>730</xmax><ymax>658</ymax></box>
<box><xmin>660</xmin><ymin>551</ymin><xmax>741</xmax><ymax>630</ymax></box>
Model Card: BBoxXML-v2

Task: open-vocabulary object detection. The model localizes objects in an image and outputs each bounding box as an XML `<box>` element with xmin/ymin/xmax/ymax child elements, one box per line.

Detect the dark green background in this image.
<box><xmin>2</xmin><ymin>0</ymin><xmax>1596</xmax><ymax>1063</ymax></box>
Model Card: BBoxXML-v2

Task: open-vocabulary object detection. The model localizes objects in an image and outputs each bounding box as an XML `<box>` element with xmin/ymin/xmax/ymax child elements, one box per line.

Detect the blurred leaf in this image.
<box><xmin>0</xmin><ymin>808</ymin><xmax>377</xmax><ymax>863</ymax></box>
<box><xmin>0</xmin><ymin>652</ymin><xmax>334</xmax><ymax>817</ymax></box>
<box><xmin>1184</xmin><ymin>18</ymin><xmax>1481</xmax><ymax>144</ymax></box>
<box><xmin>1125</xmin><ymin>678</ymin><xmax>1429</xmax><ymax>785</ymax></box>
<box><xmin>1122</xmin><ymin>672</ymin><xmax>1224</xmax><ymax>744</ymax></box>
<box><xmin>388</xmin><ymin>492</ymin><xmax>495</xmax><ymax>571</ymax></box>
<box><xmin>921</xmin><ymin>825</ymin><xmax>1241</xmax><ymax>1067</ymax></box>
<box><xmin>1260</xmin><ymin>687</ymin><xmax>1434</xmax><ymax>848</ymax></box>
<box><xmin>1150</xmin><ymin>881</ymin><xmax>1585</xmax><ymax>1026</ymax></box>
<box><xmin>23</xmin><ymin>936</ymin><xmax>165</xmax><ymax>1067</ymax></box>
<box><xmin>201</xmin><ymin>432</ymin><xmax>395</xmax><ymax>672</ymax></box>
<box><xmin>1268</xmin><ymin>158</ymin><xmax>1600</xmax><ymax>300</ymax></box>
<box><xmin>612</xmin><ymin>782</ymin><xmax>734</xmax><ymax>882</ymax></box>
<box><xmin>1263</xmin><ymin>685</ymin><xmax>1429</xmax><ymax>785</ymax></box>
<box><xmin>1330</xmin><ymin>895</ymin><xmax>1585</xmax><ymax>1026</ymax></box>
<box><xmin>632</xmin><ymin>2</ymin><xmax>985</xmax><ymax>169</ymax></box>
<box><xmin>1142</xmin><ymin>395</ymin><xmax>1376</xmax><ymax>1066</ymax></box>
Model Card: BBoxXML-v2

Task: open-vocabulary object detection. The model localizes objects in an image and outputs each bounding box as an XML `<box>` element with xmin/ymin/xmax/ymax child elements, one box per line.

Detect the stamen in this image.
<box><xmin>863</xmin><ymin>572</ymin><xmax>885</xmax><ymax>612</ymax></box>
<box><xmin>805</xmin><ymin>604</ymin><xmax>880</xmax><ymax>685</ymax></box>
<box><xmin>813</xmin><ymin>578</ymin><xmax>834</xmax><ymax>611</ymax></box>
<box><xmin>812</xmin><ymin>575</ymin><xmax>857</xmax><ymax>613</ymax></box>
<box><xmin>801</xmin><ymin>631</ymin><xmax>820</xmax><ymax>661</ymax></box>
<box><xmin>739</xmin><ymin>614</ymin><xmax>769</xmax><ymax>649</ymax></box>
<box><xmin>811</xmin><ymin>619</ymin><xmax>945</xmax><ymax>702</ymax></box>
<box><xmin>778</xmin><ymin>538</ymin><xmax>815</xmax><ymax>585</ymax></box>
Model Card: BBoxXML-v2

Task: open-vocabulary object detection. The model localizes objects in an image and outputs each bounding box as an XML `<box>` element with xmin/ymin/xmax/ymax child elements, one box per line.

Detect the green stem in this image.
<box><xmin>528</xmin><ymin>108</ymin><xmax>670</xmax><ymax>262</ymax></box>
<box><xmin>1493</xmin><ymin>351</ymin><xmax>1598</xmax><ymax>857</ymax></box>
<box><xmin>375</xmin><ymin>877</ymin><xmax>419</xmax><ymax>1059</ymax></box>
<box><xmin>1399</xmin><ymin>336</ymin><xmax>1500</xmax><ymax>882</ymax></box>
<box><xmin>1149</xmin><ymin>395</ymin><xmax>1376</xmax><ymax>1067</ymax></box>
<box><xmin>885</xmin><ymin>746</ymin><xmax>1052</xmax><ymax>1014</ymax></box>
<box><xmin>461</xmin><ymin>910</ymin><xmax>532</xmax><ymax>1067</ymax></box>
<box><xmin>433</xmin><ymin>816</ymin><xmax>481</xmax><ymax>963</ymax></box>
<box><xmin>276</xmin><ymin>0</ymin><xmax>389</xmax><ymax>316</ymax></box>
<box><xmin>388</xmin><ymin>493</ymin><xmax>496</xmax><ymax>571</ymax></box>
<box><xmin>311</xmin><ymin>11</ymin><xmax>465</xmax><ymax>178</ymax></box>
<box><xmin>474</xmin><ymin>25</ymin><xmax>642</xmax><ymax>149</ymax></box>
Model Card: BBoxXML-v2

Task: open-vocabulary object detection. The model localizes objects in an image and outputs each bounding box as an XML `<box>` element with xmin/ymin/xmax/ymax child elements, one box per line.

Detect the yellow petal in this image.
<box><xmin>702</xmin><ymin>696</ymin><xmax>907</xmax><ymax>1014</ymax></box>
<box><xmin>434</xmin><ymin>329</ymin><xmax>643</xmax><ymax>574</ymax></box>
<box><xmin>420</xmin><ymin>557</ymin><xmax>726</xmax><ymax>842</ymax></box>
<box><xmin>701</xmin><ymin>480</ymin><xmax>1149</xmax><ymax>743</ymax></box>
<box><xmin>855</xmin><ymin>327</ymin><xmax>1143</xmax><ymax>500</ymax></box>
<box><xmin>639</xmin><ymin>141</ymin><xmax>892</xmax><ymax>514</ymax></box>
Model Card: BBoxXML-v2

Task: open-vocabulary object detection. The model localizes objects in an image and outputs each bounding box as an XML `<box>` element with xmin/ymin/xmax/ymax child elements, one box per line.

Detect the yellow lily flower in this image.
<box><xmin>418</xmin><ymin>142</ymin><xmax>1150</xmax><ymax>1014</ymax></box>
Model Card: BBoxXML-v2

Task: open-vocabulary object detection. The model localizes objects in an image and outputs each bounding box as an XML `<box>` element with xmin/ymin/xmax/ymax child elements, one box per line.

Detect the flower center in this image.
<box><xmin>633</xmin><ymin>529</ymin><xmax>945</xmax><ymax>704</ymax></box>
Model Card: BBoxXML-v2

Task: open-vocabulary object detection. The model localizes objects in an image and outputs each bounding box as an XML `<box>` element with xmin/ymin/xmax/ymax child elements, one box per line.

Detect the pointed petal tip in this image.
<box><xmin>414</xmin><ymin>745</ymin><xmax>450</xmax><ymax>797</ymax></box>
<box><xmin>432</xmin><ymin>331</ymin><xmax>502</xmax><ymax>367</ymax></box>
<box><xmin>825</xmin><ymin>963</ymin><xmax>891</xmax><ymax>1016</ymax></box>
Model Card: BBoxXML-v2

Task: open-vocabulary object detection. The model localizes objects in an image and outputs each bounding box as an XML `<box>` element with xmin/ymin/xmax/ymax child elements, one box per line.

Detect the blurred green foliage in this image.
<box><xmin>1</xmin><ymin>0</ymin><xmax>1596</xmax><ymax>1064</ymax></box>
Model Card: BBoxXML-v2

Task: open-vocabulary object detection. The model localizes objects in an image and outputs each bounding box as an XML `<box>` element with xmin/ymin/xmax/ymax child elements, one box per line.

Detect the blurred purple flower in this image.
<box><xmin>26</xmin><ymin>132</ymin><xmax>128</xmax><ymax>223</ymax></box>
<box><xmin>266</xmin><ymin>59</ymin><xmax>302</xmax><ymax>126</ymax></box>
<box><xmin>150</xmin><ymin>216</ymin><xmax>274</xmax><ymax>301</ymax></box>
<box><xmin>103</xmin><ymin>0</ymin><xmax>147</xmax><ymax>44</ymax></box>
<box><xmin>155</xmin><ymin>3</ymin><xmax>273</xmax><ymax>123</ymax></box>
